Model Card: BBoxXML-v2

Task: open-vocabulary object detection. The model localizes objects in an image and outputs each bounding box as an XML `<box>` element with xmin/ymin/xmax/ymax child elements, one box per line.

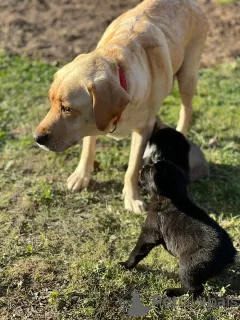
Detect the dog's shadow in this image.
<box><xmin>135</xmin><ymin>262</ymin><xmax>240</xmax><ymax>293</ymax></box>
<box><xmin>189</xmin><ymin>162</ymin><xmax>240</xmax><ymax>218</ymax></box>
<box><xmin>88</xmin><ymin>179</ymin><xmax>123</xmax><ymax>195</ymax></box>
<box><xmin>134</xmin><ymin>264</ymin><xmax>179</xmax><ymax>282</ymax></box>
<box><xmin>88</xmin><ymin>162</ymin><xmax>240</xmax><ymax>219</ymax></box>
<box><xmin>208</xmin><ymin>259</ymin><xmax>240</xmax><ymax>295</ymax></box>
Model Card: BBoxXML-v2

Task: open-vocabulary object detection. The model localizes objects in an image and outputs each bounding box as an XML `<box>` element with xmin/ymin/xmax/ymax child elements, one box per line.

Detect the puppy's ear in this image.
<box><xmin>88</xmin><ymin>79</ymin><xmax>130</xmax><ymax>131</ymax></box>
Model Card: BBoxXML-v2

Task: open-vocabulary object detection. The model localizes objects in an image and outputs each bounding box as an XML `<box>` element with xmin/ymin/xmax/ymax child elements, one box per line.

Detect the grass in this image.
<box><xmin>216</xmin><ymin>0</ymin><xmax>238</xmax><ymax>5</ymax></box>
<box><xmin>0</xmin><ymin>52</ymin><xmax>240</xmax><ymax>319</ymax></box>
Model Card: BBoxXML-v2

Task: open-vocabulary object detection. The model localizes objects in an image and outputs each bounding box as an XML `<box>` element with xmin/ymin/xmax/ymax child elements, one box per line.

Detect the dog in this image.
<box><xmin>143</xmin><ymin>118</ymin><xmax>209</xmax><ymax>182</ymax></box>
<box><xmin>34</xmin><ymin>0</ymin><xmax>209</xmax><ymax>213</ymax></box>
<box><xmin>120</xmin><ymin>161</ymin><xmax>236</xmax><ymax>297</ymax></box>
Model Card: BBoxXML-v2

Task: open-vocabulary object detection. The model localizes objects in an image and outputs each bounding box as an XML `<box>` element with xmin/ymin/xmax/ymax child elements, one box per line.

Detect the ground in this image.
<box><xmin>0</xmin><ymin>0</ymin><xmax>239</xmax><ymax>67</ymax></box>
<box><xmin>0</xmin><ymin>53</ymin><xmax>240</xmax><ymax>319</ymax></box>
<box><xmin>0</xmin><ymin>0</ymin><xmax>240</xmax><ymax>319</ymax></box>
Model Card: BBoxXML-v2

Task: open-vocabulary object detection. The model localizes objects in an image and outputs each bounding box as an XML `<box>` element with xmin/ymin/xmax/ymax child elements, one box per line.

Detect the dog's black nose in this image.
<box><xmin>34</xmin><ymin>134</ymin><xmax>49</xmax><ymax>146</ymax></box>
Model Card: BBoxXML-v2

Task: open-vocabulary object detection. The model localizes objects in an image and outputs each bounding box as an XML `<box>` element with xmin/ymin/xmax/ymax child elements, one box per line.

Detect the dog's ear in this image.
<box><xmin>88</xmin><ymin>79</ymin><xmax>130</xmax><ymax>131</ymax></box>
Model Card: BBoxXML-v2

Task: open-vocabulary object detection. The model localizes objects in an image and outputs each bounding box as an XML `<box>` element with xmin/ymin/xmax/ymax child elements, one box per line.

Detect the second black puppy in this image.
<box><xmin>143</xmin><ymin>127</ymin><xmax>190</xmax><ymax>177</ymax></box>
<box><xmin>120</xmin><ymin>161</ymin><xmax>236</xmax><ymax>297</ymax></box>
<box><xmin>143</xmin><ymin>120</ymin><xmax>209</xmax><ymax>182</ymax></box>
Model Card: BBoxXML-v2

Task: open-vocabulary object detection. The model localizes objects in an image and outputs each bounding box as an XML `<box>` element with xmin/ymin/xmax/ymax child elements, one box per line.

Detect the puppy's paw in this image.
<box><xmin>163</xmin><ymin>288</ymin><xmax>184</xmax><ymax>297</ymax></box>
<box><xmin>67</xmin><ymin>168</ymin><xmax>91</xmax><ymax>191</ymax></box>
<box><xmin>118</xmin><ymin>261</ymin><xmax>134</xmax><ymax>270</ymax></box>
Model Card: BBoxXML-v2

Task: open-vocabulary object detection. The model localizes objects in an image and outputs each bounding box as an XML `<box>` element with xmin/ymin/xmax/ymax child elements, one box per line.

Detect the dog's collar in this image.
<box><xmin>109</xmin><ymin>65</ymin><xmax>128</xmax><ymax>134</ymax></box>
<box><xmin>119</xmin><ymin>65</ymin><xmax>128</xmax><ymax>92</ymax></box>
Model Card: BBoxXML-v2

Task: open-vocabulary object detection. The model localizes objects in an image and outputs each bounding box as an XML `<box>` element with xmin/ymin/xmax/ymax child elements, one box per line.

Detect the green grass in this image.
<box><xmin>0</xmin><ymin>52</ymin><xmax>240</xmax><ymax>319</ymax></box>
<box><xmin>216</xmin><ymin>0</ymin><xmax>238</xmax><ymax>5</ymax></box>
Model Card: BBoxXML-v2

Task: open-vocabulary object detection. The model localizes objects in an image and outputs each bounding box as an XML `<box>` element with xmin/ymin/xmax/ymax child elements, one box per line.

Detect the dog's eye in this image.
<box><xmin>61</xmin><ymin>104</ymin><xmax>71</xmax><ymax>114</ymax></box>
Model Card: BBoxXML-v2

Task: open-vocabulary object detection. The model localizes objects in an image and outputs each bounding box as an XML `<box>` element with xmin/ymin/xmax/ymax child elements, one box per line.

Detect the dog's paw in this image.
<box><xmin>124</xmin><ymin>196</ymin><xmax>146</xmax><ymax>213</ymax></box>
<box><xmin>67</xmin><ymin>169</ymin><xmax>91</xmax><ymax>191</ymax></box>
<box><xmin>123</xmin><ymin>179</ymin><xmax>146</xmax><ymax>213</ymax></box>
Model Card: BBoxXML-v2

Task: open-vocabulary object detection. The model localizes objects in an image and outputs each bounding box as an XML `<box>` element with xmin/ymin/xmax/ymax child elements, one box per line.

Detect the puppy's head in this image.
<box><xmin>149</xmin><ymin>128</ymin><xmax>190</xmax><ymax>173</ymax></box>
<box><xmin>139</xmin><ymin>160</ymin><xmax>188</xmax><ymax>198</ymax></box>
<box><xmin>34</xmin><ymin>52</ymin><xmax>129</xmax><ymax>152</ymax></box>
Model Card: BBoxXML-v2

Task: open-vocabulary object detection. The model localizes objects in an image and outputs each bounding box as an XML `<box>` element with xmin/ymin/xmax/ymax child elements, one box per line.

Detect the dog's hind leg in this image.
<box><xmin>119</xmin><ymin>211</ymin><xmax>162</xmax><ymax>269</ymax></box>
<box><xmin>176</xmin><ymin>31</ymin><xmax>208</xmax><ymax>135</ymax></box>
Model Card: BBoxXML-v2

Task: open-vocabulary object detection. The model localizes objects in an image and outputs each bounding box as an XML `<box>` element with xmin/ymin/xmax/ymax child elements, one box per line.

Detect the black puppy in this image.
<box><xmin>143</xmin><ymin>127</ymin><xmax>190</xmax><ymax>177</ymax></box>
<box><xmin>143</xmin><ymin>123</ymin><xmax>209</xmax><ymax>182</ymax></box>
<box><xmin>120</xmin><ymin>161</ymin><xmax>236</xmax><ymax>297</ymax></box>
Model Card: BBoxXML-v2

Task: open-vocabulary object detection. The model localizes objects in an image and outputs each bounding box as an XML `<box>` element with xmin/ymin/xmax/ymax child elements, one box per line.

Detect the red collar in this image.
<box><xmin>119</xmin><ymin>65</ymin><xmax>128</xmax><ymax>92</ymax></box>
<box><xmin>110</xmin><ymin>66</ymin><xmax>128</xmax><ymax>133</ymax></box>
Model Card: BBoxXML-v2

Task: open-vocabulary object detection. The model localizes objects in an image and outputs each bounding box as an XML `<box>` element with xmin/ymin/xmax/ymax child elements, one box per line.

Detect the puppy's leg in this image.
<box><xmin>179</xmin><ymin>263</ymin><xmax>204</xmax><ymax>298</ymax></box>
<box><xmin>164</xmin><ymin>254</ymin><xmax>204</xmax><ymax>298</ymax></box>
<box><xmin>67</xmin><ymin>136</ymin><xmax>96</xmax><ymax>191</ymax></box>
<box><xmin>164</xmin><ymin>284</ymin><xmax>203</xmax><ymax>298</ymax></box>
<box><xmin>120</xmin><ymin>212</ymin><xmax>161</xmax><ymax>269</ymax></box>
<box><xmin>176</xmin><ymin>34</ymin><xmax>207</xmax><ymax>135</ymax></box>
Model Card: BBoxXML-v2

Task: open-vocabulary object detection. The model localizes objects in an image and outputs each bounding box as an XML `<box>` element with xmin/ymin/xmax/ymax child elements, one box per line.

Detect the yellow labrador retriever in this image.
<box><xmin>34</xmin><ymin>0</ymin><xmax>208</xmax><ymax>213</ymax></box>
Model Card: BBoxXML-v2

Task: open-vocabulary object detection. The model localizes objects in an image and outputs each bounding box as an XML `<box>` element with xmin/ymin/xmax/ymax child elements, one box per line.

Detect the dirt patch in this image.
<box><xmin>0</xmin><ymin>0</ymin><xmax>239</xmax><ymax>67</ymax></box>
<box><xmin>200</xmin><ymin>0</ymin><xmax>240</xmax><ymax>67</ymax></box>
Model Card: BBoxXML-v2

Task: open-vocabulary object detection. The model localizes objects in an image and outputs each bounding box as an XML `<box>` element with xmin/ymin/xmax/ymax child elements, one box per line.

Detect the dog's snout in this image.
<box><xmin>34</xmin><ymin>133</ymin><xmax>49</xmax><ymax>146</ymax></box>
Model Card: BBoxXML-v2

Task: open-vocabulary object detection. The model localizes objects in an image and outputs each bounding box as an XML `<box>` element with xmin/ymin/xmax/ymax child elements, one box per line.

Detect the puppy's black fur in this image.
<box><xmin>120</xmin><ymin>161</ymin><xmax>236</xmax><ymax>297</ymax></box>
<box><xmin>143</xmin><ymin>127</ymin><xmax>190</xmax><ymax>179</ymax></box>
<box><xmin>143</xmin><ymin>124</ymin><xmax>210</xmax><ymax>182</ymax></box>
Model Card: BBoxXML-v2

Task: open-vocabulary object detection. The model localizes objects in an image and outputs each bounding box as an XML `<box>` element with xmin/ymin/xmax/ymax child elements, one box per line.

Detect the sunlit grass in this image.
<box><xmin>0</xmin><ymin>53</ymin><xmax>240</xmax><ymax>319</ymax></box>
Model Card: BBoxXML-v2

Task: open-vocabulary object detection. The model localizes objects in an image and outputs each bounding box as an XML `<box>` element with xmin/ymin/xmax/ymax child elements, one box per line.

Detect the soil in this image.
<box><xmin>0</xmin><ymin>0</ymin><xmax>239</xmax><ymax>67</ymax></box>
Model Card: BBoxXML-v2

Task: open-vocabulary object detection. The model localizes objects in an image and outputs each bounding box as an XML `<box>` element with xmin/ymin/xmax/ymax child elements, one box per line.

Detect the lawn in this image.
<box><xmin>0</xmin><ymin>52</ymin><xmax>240</xmax><ymax>319</ymax></box>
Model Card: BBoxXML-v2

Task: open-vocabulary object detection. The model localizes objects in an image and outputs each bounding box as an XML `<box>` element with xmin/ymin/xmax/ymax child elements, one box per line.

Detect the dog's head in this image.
<box><xmin>33</xmin><ymin>52</ymin><xmax>130</xmax><ymax>152</ymax></box>
<box><xmin>139</xmin><ymin>160</ymin><xmax>188</xmax><ymax>198</ymax></box>
<box><xmin>147</xmin><ymin>128</ymin><xmax>190</xmax><ymax>174</ymax></box>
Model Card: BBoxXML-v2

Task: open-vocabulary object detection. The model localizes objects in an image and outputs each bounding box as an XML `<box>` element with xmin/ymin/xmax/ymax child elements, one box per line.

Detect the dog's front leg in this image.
<box><xmin>67</xmin><ymin>136</ymin><xmax>96</xmax><ymax>191</ymax></box>
<box><xmin>123</xmin><ymin>127</ymin><xmax>152</xmax><ymax>213</ymax></box>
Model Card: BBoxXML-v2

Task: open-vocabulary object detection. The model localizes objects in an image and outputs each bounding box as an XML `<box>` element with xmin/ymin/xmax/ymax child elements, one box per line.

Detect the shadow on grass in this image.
<box><xmin>117</xmin><ymin>263</ymin><xmax>240</xmax><ymax>313</ymax></box>
<box><xmin>208</xmin><ymin>259</ymin><xmax>240</xmax><ymax>295</ymax></box>
<box><xmin>74</xmin><ymin>162</ymin><xmax>240</xmax><ymax>220</ymax></box>
<box><xmin>88</xmin><ymin>179</ymin><xmax>123</xmax><ymax>195</ymax></box>
<box><xmin>189</xmin><ymin>163</ymin><xmax>240</xmax><ymax>218</ymax></box>
<box><xmin>224</xmin><ymin>135</ymin><xmax>240</xmax><ymax>145</ymax></box>
<box><xmin>127</xmin><ymin>262</ymin><xmax>240</xmax><ymax>295</ymax></box>
<box><xmin>210</xmin><ymin>163</ymin><xmax>240</xmax><ymax>178</ymax></box>
<box><xmin>135</xmin><ymin>264</ymin><xmax>179</xmax><ymax>283</ymax></box>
